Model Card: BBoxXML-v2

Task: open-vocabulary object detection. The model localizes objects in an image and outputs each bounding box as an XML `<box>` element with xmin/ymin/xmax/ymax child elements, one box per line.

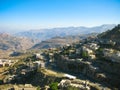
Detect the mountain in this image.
<box><xmin>98</xmin><ymin>24</ymin><xmax>120</xmax><ymax>40</ymax></box>
<box><xmin>32</xmin><ymin>33</ymin><xmax>97</xmax><ymax>49</ymax></box>
<box><xmin>98</xmin><ymin>24</ymin><xmax>120</xmax><ymax>49</ymax></box>
<box><xmin>15</xmin><ymin>24</ymin><xmax>116</xmax><ymax>41</ymax></box>
<box><xmin>0</xmin><ymin>33</ymin><xmax>35</xmax><ymax>51</ymax></box>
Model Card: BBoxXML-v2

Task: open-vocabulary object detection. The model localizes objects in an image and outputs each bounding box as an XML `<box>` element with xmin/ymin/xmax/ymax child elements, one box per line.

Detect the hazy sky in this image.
<box><xmin>0</xmin><ymin>0</ymin><xmax>120</xmax><ymax>30</ymax></box>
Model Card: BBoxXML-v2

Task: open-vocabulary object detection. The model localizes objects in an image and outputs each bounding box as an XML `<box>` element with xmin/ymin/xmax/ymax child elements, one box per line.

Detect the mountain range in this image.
<box><xmin>0</xmin><ymin>24</ymin><xmax>116</xmax><ymax>51</ymax></box>
<box><xmin>15</xmin><ymin>24</ymin><xmax>116</xmax><ymax>41</ymax></box>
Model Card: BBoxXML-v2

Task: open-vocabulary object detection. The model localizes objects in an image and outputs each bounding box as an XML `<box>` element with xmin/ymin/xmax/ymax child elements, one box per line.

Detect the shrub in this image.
<box><xmin>49</xmin><ymin>82</ymin><xmax>58</xmax><ymax>90</ymax></box>
<box><xmin>82</xmin><ymin>51</ymin><xmax>88</xmax><ymax>58</ymax></box>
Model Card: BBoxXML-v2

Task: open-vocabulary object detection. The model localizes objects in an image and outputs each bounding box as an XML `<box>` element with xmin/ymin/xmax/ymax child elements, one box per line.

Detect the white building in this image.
<box><xmin>64</xmin><ymin>74</ymin><xmax>76</xmax><ymax>80</ymax></box>
<box><xmin>33</xmin><ymin>61</ymin><xmax>45</xmax><ymax>68</ymax></box>
<box><xmin>0</xmin><ymin>59</ymin><xmax>13</xmax><ymax>67</ymax></box>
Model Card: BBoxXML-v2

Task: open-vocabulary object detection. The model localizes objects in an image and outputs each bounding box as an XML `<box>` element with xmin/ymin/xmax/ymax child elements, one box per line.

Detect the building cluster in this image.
<box><xmin>51</xmin><ymin>37</ymin><xmax>120</xmax><ymax>89</ymax></box>
<box><xmin>3</xmin><ymin>53</ymin><xmax>46</xmax><ymax>84</ymax></box>
<box><xmin>103</xmin><ymin>48</ymin><xmax>120</xmax><ymax>63</ymax></box>
<box><xmin>0</xmin><ymin>59</ymin><xmax>17</xmax><ymax>67</ymax></box>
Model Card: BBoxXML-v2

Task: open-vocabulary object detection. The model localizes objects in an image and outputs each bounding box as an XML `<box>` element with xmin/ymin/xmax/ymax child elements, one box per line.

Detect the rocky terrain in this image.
<box><xmin>0</xmin><ymin>33</ymin><xmax>36</xmax><ymax>51</ymax></box>
<box><xmin>98</xmin><ymin>24</ymin><xmax>120</xmax><ymax>50</ymax></box>
<box><xmin>50</xmin><ymin>25</ymin><xmax>120</xmax><ymax>89</ymax></box>
<box><xmin>32</xmin><ymin>34</ymin><xmax>97</xmax><ymax>49</ymax></box>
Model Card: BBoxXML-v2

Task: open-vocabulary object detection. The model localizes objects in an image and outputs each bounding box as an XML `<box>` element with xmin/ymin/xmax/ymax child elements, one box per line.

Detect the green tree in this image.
<box><xmin>36</xmin><ymin>86</ymin><xmax>41</xmax><ymax>90</ymax></box>
<box><xmin>82</xmin><ymin>51</ymin><xmax>88</xmax><ymax>58</ymax></box>
<box><xmin>49</xmin><ymin>82</ymin><xmax>58</xmax><ymax>90</ymax></box>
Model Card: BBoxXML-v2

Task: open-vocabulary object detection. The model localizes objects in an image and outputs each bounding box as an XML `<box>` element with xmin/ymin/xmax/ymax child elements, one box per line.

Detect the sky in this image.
<box><xmin>0</xmin><ymin>0</ymin><xmax>120</xmax><ymax>30</ymax></box>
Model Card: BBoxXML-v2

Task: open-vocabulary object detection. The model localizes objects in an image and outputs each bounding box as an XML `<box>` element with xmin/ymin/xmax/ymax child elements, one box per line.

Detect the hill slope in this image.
<box><xmin>32</xmin><ymin>34</ymin><xmax>97</xmax><ymax>49</ymax></box>
<box><xmin>98</xmin><ymin>24</ymin><xmax>120</xmax><ymax>40</ymax></box>
<box><xmin>0</xmin><ymin>33</ymin><xmax>35</xmax><ymax>51</ymax></box>
<box><xmin>32</xmin><ymin>36</ymin><xmax>79</xmax><ymax>49</ymax></box>
<box><xmin>98</xmin><ymin>24</ymin><xmax>120</xmax><ymax>49</ymax></box>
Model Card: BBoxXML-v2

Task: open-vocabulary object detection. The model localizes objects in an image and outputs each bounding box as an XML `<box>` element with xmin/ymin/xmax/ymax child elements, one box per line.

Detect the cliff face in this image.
<box><xmin>54</xmin><ymin>54</ymin><xmax>120</xmax><ymax>88</ymax></box>
<box><xmin>55</xmin><ymin>55</ymin><xmax>99</xmax><ymax>77</ymax></box>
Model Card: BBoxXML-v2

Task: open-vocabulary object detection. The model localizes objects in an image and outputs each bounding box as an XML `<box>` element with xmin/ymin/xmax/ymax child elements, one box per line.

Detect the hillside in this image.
<box><xmin>0</xmin><ymin>33</ymin><xmax>35</xmax><ymax>51</ymax></box>
<box><xmin>32</xmin><ymin>34</ymin><xmax>97</xmax><ymax>49</ymax></box>
<box><xmin>98</xmin><ymin>24</ymin><xmax>120</xmax><ymax>40</ymax></box>
<box><xmin>98</xmin><ymin>24</ymin><xmax>120</xmax><ymax>49</ymax></box>
<box><xmin>15</xmin><ymin>24</ymin><xmax>115</xmax><ymax>41</ymax></box>
<box><xmin>32</xmin><ymin>36</ymin><xmax>79</xmax><ymax>49</ymax></box>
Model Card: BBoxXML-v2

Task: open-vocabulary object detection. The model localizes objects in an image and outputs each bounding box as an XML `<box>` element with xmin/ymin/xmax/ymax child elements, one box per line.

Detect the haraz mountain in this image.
<box><xmin>15</xmin><ymin>24</ymin><xmax>116</xmax><ymax>41</ymax></box>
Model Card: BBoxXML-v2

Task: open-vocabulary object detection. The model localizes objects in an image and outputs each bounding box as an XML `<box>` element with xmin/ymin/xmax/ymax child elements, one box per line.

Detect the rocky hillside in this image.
<box><xmin>0</xmin><ymin>33</ymin><xmax>35</xmax><ymax>51</ymax></box>
<box><xmin>98</xmin><ymin>24</ymin><xmax>120</xmax><ymax>49</ymax></box>
<box><xmin>32</xmin><ymin>36</ymin><xmax>80</xmax><ymax>49</ymax></box>
<box><xmin>51</xmin><ymin>36</ymin><xmax>120</xmax><ymax>89</ymax></box>
<box><xmin>98</xmin><ymin>24</ymin><xmax>120</xmax><ymax>40</ymax></box>
<box><xmin>32</xmin><ymin>34</ymin><xmax>97</xmax><ymax>49</ymax></box>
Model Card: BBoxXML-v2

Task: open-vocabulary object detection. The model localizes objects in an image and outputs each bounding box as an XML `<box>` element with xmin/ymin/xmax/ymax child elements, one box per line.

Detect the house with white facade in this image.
<box><xmin>0</xmin><ymin>59</ymin><xmax>15</xmax><ymax>67</ymax></box>
<box><xmin>103</xmin><ymin>49</ymin><xmax>120</xmax><ymax>63</ymax></box>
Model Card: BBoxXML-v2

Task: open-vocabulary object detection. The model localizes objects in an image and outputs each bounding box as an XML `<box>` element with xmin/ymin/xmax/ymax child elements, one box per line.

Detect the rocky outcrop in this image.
<box><xmin>55</xmin><ymin>55</ymin><xmax>99</xmax><ymax>78</ymax></box>
<box><xmin>54</xmin><ymin>54</ymin><xmax>120</xmax><ymax>89</ymax></box>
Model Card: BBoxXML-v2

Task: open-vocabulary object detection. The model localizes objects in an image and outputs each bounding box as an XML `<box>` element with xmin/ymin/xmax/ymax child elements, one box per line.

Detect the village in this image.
<box><xmin>0</xmin><ymin>35</ymin><xmax>120</xmax><ymax>90</ymax></box>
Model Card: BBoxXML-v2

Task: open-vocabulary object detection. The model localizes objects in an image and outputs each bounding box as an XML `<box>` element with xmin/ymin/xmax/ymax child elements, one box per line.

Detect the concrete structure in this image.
<box><xmin>64</xmin><ymin>74</ymin><xmax>76</xmax><ymax>80</ymax></box>
<box><xmin>35</xmin><ymin>53</ymin><xmax>44</xmax><ymax>59</ymax></box>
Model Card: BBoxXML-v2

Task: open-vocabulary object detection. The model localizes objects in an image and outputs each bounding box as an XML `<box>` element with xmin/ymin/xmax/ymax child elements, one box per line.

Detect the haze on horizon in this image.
<box><xmin>0</xmin><ymin>0</ymin><xmax>120</xmax><ymax>31</ymax></box>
